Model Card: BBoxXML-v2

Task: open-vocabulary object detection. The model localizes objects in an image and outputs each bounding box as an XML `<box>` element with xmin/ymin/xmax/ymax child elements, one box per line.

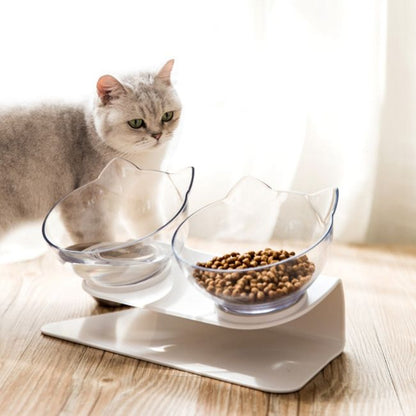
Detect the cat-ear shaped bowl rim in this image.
<box><xmin>42</xmin><ymin>157</ymin><xmax>195</xmax><ymax>255</ymax></box>
<box><xmin>172</xmin><ymin>176</ymin><xmax>339</xmax><ymax>272</ymax></box>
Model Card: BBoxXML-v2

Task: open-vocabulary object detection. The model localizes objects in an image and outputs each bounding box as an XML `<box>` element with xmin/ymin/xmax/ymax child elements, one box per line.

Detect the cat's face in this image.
<box><xmin>93</xmin><ymin>60</ymin><xmax>181</xmax><ymax>155</ymax></box>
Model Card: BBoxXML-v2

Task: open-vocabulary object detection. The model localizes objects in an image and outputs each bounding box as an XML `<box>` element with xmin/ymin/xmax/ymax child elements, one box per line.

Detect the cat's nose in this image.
<box><xmin>151</xmin><ymin>132</ymin><xmax>162</xmax><ymax>140</ymax></box>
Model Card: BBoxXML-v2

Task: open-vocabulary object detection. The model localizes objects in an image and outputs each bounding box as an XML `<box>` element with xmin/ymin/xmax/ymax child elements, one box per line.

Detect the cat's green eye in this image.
<box><xmin>161</xmin><ymin>111</ymin><xmax>174</xmax><ymax>122</ymax></box>
<box><xmin>128</xmin><ymin>119</ymin><xmax>144</xmax><ymax>129</ymax></box>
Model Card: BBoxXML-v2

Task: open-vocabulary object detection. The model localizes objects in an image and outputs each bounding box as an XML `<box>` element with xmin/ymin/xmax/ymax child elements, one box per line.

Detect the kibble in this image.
<box><xmin>194</xmin><ymin>248</ymin><xmax>315</xmax><ymax>304</ymax></box>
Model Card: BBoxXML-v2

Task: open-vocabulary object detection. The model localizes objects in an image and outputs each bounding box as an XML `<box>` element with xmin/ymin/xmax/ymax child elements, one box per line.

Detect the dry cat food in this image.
<box><xmin>193</xmin><ymin>248</ymin><xmax>315</xmax><ymax>303</ymax></box>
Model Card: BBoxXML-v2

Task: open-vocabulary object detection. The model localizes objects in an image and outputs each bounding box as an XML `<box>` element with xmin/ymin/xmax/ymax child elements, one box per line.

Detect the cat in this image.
<box><xmin>0</xmin><ymin>59</ymin><xmax>181</xmax><ymax>237</ymax></box>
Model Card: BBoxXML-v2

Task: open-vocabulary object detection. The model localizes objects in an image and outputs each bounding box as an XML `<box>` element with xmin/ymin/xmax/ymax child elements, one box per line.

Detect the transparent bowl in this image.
<box><xmin>42</xmin><ymin>158</ymin><xmax>194</xmax><ymax>287</ymax></box>
<box><xmin>172</xmin><ymin>177</ymin><xmax>339</xmax><ymax>315</ymax></box>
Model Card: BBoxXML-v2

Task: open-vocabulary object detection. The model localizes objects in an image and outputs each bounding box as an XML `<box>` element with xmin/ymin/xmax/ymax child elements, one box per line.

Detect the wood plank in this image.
<box><xmin>351</xmin><ymin>246</ymin><xmax>416</xmax><ymax>416</ymax></box>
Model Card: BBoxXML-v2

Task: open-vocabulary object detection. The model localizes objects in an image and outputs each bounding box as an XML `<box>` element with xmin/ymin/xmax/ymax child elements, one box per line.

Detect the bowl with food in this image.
<box><xmin>172</xmin><ymin>177</ymin><xmax>338</xmax><ymax>315</ymax></box>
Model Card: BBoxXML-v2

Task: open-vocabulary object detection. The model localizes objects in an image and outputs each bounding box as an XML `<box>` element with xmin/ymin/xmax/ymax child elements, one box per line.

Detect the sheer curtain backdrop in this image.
<box><xmin>0</xmin><ymin>0</ymin><xmax>415</xmax><ymax>246</ymax></box>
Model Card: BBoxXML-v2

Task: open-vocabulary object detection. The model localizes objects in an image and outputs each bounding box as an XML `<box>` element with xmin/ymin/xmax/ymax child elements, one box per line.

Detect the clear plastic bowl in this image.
<box><xmin>172</xmin><ymin>177</ymin><xmax>338</xmax><ymax>315</ymax></box>
<box><xmin>42</xmin><ymin>158</ymin><xmax>194</xmax><ymax>287</ymax></box>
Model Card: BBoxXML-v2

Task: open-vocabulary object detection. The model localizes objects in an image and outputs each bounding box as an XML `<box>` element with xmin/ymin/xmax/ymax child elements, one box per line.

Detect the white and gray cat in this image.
<box><xmin>0</xmin><ymin>59</ymin><xmax>181</xmax><ymax>236</ymax></box>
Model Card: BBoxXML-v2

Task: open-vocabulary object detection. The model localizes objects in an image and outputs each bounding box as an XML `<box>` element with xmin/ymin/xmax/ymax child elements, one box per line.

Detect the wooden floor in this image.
<box><xmin>1</xmin><ymin>244</ymin><xmax>416</xmax><ymax>415</ymax></box>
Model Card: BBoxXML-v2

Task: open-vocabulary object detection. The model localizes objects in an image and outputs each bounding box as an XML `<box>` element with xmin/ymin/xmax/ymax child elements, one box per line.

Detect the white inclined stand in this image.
<box><xmin>42</xmin><ymin>259</ymin><xmax>345</xmax><ymax>393</ymax></box>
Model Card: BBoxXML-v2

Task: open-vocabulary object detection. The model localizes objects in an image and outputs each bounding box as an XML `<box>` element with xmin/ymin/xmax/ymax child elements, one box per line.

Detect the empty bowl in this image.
<box><xmin>42</xmin><ymin>158</ymin><xmax>194</xmax><ymax>288</ymax></box>
<box><xmin>172</xmin><ymin>177</ymin><xmax>338</xmax><ymax>315</ymax></box>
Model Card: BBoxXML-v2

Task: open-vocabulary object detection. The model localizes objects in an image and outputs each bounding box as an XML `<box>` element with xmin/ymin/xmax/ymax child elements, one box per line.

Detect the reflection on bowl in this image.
<box><xmin>42</xmin><ymin>158</ymin><xmax>194</xmax><ymax>287</ymax></box>
<box><xmin>172</xmin><ymin>177</ymin><xmax>338</xmax><ymax>315</ymax></box>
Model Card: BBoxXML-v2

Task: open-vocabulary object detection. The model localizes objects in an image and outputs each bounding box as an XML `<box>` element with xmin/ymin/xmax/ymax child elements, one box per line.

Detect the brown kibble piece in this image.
<box><xmin>257</xmin><ymin>291</ymin><xmax>265</xmax><ymax>301</ymax></box>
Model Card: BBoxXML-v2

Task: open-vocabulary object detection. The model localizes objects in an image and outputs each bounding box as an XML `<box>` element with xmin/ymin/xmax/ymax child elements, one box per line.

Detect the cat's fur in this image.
<box><xmin>0</xmin><ymin>60</ymin><xmax>181</xmax><ymax>236</ymax></box>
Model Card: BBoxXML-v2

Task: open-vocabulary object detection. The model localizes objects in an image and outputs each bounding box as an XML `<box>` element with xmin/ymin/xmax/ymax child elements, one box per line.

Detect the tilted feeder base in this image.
<box><xmin>42</xmin><ymin>272</ymin><xmax>345</xmax><ymax>393</ymax></box>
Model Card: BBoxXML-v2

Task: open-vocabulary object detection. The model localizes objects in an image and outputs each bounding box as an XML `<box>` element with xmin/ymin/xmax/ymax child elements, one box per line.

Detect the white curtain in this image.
<box><xmin>0</xmin><ymin>0</ymin><xmax>415</xmax><ymax>245</ymax></box>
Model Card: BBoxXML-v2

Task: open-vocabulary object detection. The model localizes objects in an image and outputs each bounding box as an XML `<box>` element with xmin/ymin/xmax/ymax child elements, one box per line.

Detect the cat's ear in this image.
<box><xmin>96</xmin><ymin>75</ymin><xmax>125</xmax><ymax>105</ymax></box>
<box><xmin>155</xmin><ymin>59</ymin><xmax>174</xmax><ymax>86</ymax></box>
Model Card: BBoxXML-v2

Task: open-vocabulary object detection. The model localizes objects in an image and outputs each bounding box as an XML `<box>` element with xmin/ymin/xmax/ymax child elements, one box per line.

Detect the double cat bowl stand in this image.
<box><xmin>41</xmin><ymin>159</ymin><xmax>344</xmax><ymax>392</ymax></box>
<box><xmin>42</xmin><ymin>261</ymin><xmax>345</xmax><ymax>393</ymax></box>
